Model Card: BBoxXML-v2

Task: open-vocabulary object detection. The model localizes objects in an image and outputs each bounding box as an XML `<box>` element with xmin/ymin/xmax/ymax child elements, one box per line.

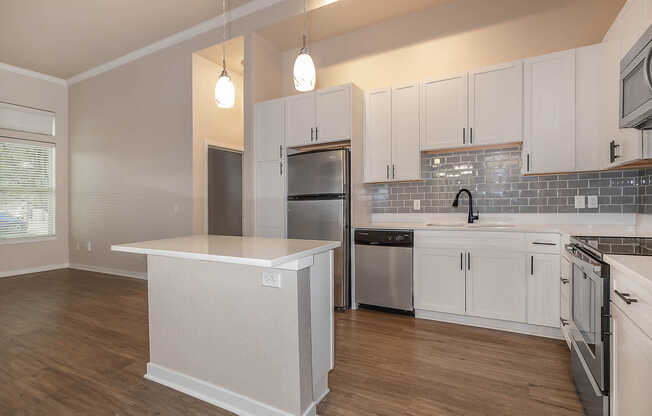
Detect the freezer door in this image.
<box><xmin>287</xmin><ymin>199</ymin><xmax>349</xmax><ymax>309</ymax></box>
<box><xmin>287</xmin><ymin>149</ymin><xmax>347</xmax><ymax>196</ymax></box>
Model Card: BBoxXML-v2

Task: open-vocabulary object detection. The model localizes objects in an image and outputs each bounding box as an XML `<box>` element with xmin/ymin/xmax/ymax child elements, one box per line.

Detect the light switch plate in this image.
<box><xmin>262</xmin><ymin>271</ymin><xmax>281</xmax><ymax>288</ymax></box>
<box><xmin>587</xmin><ymin>195</ymin><xmax>598</xmax><ymax>209</ymax></box>
<box><xmin>413</xmin><ymin>200</ymin><xmax>421</xmax><ymax>210</ymax></box>
<box><xmin>574</xmin><ymin>195</ymin><xmax>586</xmax><ymax>209</ymax></box>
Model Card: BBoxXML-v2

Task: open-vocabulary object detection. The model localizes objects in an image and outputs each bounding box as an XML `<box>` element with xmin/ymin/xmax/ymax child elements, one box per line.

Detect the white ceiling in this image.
<box><xmin>195</xmin><ymin>37</ymin><xmax>246</xmax><ymax>75</ymax></box>
<box><xmin>0</xmin><ymin>0</ymin><xmax>254</xmax><ymax>79</ymax></box>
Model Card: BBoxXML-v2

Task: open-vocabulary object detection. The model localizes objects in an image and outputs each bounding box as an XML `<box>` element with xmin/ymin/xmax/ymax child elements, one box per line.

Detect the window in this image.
<box><xmin>0</xmin><ymin>138</ymin><xmax>55</xmax><ymax>240</ymax></box>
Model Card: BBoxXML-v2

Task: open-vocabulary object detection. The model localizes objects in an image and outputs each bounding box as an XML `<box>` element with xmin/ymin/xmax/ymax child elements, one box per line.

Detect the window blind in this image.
<box><xmin>0</xmin><ymin>138</ymin><xmax>55</xmax><ymax>240</ymax></box>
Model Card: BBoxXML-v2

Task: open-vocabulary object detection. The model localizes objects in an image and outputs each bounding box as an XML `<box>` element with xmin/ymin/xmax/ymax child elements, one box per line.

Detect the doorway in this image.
<box><xmin>207</xmin><ymin>146</ymin><xmax>242</xmax><ymax>236</ymax></box>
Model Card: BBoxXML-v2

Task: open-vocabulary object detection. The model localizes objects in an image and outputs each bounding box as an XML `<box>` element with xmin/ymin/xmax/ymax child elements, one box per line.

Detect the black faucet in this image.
<box><xmin>452</xmin><ymin>189</ymin><xmax>479</xmax><ymax>224</ymax></box>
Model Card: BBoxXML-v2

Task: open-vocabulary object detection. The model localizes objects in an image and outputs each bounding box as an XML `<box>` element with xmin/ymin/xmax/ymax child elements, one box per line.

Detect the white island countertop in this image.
<box><xmin>111</xmin><ymin>235</ymin><xmax>340</xmax><ymax>268</ymax></box>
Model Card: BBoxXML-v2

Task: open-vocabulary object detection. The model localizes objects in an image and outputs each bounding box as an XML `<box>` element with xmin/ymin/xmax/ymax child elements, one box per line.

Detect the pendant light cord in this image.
<box><xmin>302</xmin><ymin>0</ymin><xmax>307</xmax><ymax>50</ymax></box>
<box><xmin>222</xmin><ymin>0</ymin><xmax>227</xmax><ymax>71</ymax></box>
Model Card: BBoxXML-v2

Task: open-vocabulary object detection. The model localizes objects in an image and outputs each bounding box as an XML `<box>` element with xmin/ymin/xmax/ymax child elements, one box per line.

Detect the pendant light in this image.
<box><xmin>293</xmin><ymin>0</ymin><xmax>316</xmax><ymax>92</ymax></box>
<box><xmin>215</xmin><ymin>0</ymin><xmax>235</xmax><ymax>108</ymax></box>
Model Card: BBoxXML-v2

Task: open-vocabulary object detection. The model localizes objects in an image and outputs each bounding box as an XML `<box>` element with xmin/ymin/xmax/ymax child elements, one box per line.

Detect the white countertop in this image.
<box><xmin>111</xmin><ymin>235</ymin><xmax>340</xmax><ymax>268</ymax></box>
<box><xmin>605</xmin><ymin>254</ymin><xmax>652</xmax><ymax>285</ymax></box>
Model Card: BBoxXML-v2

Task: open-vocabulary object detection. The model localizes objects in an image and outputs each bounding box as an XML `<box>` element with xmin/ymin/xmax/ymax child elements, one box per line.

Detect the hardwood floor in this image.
<box><xmin>0</xmin><ymin>269</ymin><xmax>583</xmax><ymax>415</ymax></box>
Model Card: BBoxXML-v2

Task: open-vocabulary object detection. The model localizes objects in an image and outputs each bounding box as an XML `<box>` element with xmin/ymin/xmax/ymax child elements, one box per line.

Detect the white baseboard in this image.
<box><xmin>0</xmin><ymin>263</ymin><xmax>70</xmax><ymax>278</ymax></box>
<box><xmin>69</xmin><ymin>263</ymin><xmax>147</xmax><ymax>280</ymax></box>
<box><xmin>145</xmin><ymin>363</ymin><xmax>323</xmax><ymax>416</ymax></box>
<box><xmin>415</xmin><ymin>309</ymin><xmax>563</xmax><ymax>340</ymax></box>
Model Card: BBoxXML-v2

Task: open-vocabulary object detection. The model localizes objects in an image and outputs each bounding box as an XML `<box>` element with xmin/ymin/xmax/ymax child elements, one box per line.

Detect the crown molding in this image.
<box><xmin>0</xmin><ymin>62</ymin><xmax>67</xmax><ymax>86</ymax></box>
<box><xmin>67</xmin><ymin>0</ymin><xmax>285</xmax><ymax>85</ymax></box>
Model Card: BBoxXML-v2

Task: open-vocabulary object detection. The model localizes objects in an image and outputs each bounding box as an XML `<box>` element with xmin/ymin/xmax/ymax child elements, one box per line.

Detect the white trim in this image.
<box><xmin>145</xmin><ymin>362</ymin><xmax>323</xmax><ymax>416</ymax></box>
<box><xmin>0</xmin><ymin>236</ymin><xmax>57</xmax><ymax>245</ymax></box>
<box><xmin>0</xmin><ymin>263</ymin><xmax>69</xmax><ymax>278</ymax></box>
<box><xmin>415</xmin><ymin>309</ymin><xmax>563</xmax><ymax>340</ymax></box>
<box><xmin>67</xmin><ymin>0</ymin><xmax>285</xmax><ymax>85</ymax></box>
<box><xmin>69</xmin><ymin>263</ymin><xmax>147</xmax><ymax>280</ymax></box>
<box><xmin>0</xmin><ymin>62</ymin><xmax>67</xmax><ymax>86</ymax></box>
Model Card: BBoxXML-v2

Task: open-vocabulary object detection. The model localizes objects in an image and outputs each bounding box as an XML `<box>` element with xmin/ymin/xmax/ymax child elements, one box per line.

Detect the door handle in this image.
<box><xmin>530</xmin><ymin>256</ymin><xmax>534</xmax><ymax>275</ymax></box>
<box><xmin>614</xmin><ymin>290</ymin><xmax>638</xmax><ymax>305</ymax></box>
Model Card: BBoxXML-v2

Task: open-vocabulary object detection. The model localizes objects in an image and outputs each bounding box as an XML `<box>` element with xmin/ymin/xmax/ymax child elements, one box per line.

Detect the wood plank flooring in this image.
<box><xmin>0</xmin><ymin>269</ymin><xmax>583</xmax><ymax>415</ymax></box>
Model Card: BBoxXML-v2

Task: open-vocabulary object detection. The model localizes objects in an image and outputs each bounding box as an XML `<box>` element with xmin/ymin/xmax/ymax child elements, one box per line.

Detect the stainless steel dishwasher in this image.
<box><xmin>354</xmin><ymin>229</ymin><xmax>413</xmax><ymax>313</ymax></box>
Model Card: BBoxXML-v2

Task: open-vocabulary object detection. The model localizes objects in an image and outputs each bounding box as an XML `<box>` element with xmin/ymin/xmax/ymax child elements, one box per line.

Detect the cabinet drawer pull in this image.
<box><xmin>560</xmin><ymin>278</ymin><xmax>569</xmax><ymax>284</ymax></box>
<box><xmin>614</xmin><ymin>289</ymin><xmax>638</xmax><ymax>305</ymax></box>
<box><xmin>532</xmin><ymin>242</ymin><xmax>556</xmax><ymax>246</ymax></box>
<box><xmin>560</xmin><ymin>318</ymin><xmax>569</xmax><ymax>327</ymax></box>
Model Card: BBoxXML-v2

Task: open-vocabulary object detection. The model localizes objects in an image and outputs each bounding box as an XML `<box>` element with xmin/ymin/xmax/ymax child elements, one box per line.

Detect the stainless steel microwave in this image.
<box><xmin>620</xmin><ymin>23</ymin><xmax>652</xmax><ymax>129</ymax></box>
<box><xmin>620</xmin><ymin>25</ymin><xmax>652</xmax><ymax>129</ymax></box>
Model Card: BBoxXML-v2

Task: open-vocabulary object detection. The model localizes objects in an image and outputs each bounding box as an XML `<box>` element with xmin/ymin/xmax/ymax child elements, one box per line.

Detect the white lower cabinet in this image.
<box><xmin>414</xmin><ymin>248</ymin><xmax>466</xmax><ymax>315</ymax></box>
<box><xmin>414</xmin><ymin>230</ymin><xmax>561</xmax><ymax>336</ymax></box>
<box><xmin>611</xmin><ymin>303</ymin><xmax>652</xmax><ymax>416</ymax></box>
<box><xmin>465</xmin><ymin>250</ymin><xmax>526</xmax><ymax>322</ymax></box>
<box><xmin>526</xmin><ymin>254</ymin><xmax>561</xmax><ymax>327</ymax></box>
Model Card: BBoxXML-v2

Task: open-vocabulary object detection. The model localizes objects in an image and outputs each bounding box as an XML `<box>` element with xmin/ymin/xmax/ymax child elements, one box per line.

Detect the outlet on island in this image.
<box><xmin>262</xmin><ymin>271</ymin><xmax>281</xmax><ymax>288</ymax></box>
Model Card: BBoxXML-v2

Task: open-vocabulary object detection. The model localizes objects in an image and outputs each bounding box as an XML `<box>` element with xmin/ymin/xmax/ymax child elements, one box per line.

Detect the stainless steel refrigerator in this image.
<box><xmin>287</xmin><ymin>148</ymin><xmax>350</xmax><ymax>310</ymax></box>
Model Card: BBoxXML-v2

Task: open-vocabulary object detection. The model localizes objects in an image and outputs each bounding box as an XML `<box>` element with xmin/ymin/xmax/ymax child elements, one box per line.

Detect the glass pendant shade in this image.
<box><xmin>215</xmin><ymin>69</ymin><xmax>235</xmax><ymax>109</ymax></box>
<box><xmin>293</xmin><ymin>48</ymin><xmax>316</xmax><ymax>92</ymax></box>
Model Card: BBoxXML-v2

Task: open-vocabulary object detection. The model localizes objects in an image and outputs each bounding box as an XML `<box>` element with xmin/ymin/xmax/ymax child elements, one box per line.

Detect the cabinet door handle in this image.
<box><xmin>532</xmin><ymin>242</ymin><xmax>556</xmax><ymax>246</ymax></box>
<box><xmin>526</xmin><ymin>154</ymin><xmax>530</xmax><ymax>172</ymax></box>
<box><xmin>315</xmin><ymin>126</ymin><xmax>319</xmax><ymax>141</ymax></box>
<box><xmin>467</xmin><ymin>252</ymin><xmax>470</xmax><ymax>271</ymax></box>
<box><xmin>560</xmin><ymin>278</ymin><xmax>569</xmax><ymax>284</ymax></box>
<box><xmin>469</xmin><ymin>127</ymin><xmax>473</xmax><ymax>144</ymax></box>
<box><xmin>386</xmin><ymin>165</ymin><xmax>389</xmax><ymax>180</ymax></box>
<box><xmin>530</xmin><ymin>256</ymin><xmax>534</xmax><ymax>275</ymax></box>
<box><xmin>280</xmin><ymin>161</ymin><xmax>283</xmax><ymax>175</ymax></box>
<box><xmin>279</xmin><ymin>144</ymin><xmax>283</xmax><ymax>158</ymax></box>
<box><xmin>460</xmin><ymin>252</ymin><xmax>463</xmax><ymax>271</ymax></box>
<box><xmin>310</xmin><ymin>127</ymin><xmax>314</xmax><ymax>142</ymax></box>
<box><xmin>610</xmin><ymin>140</ymin><xmax>621</xmax><ymax>163</ymax></box>
<box><xmin>614</xmin><ymin>289</ymin><xmax>638</xmax><ymax>305</ymax></box>
<box><xmin>462</xmin><ymin>127</ymin><xmax>466</xmax><ymax>144</ymax></box>
<box><xmin>560</xmin><ymin>318</ymin><xmax>569</xmax><ymax>327</ymax></box>
<box><xmin>392</xmin><ymin>164</ymin><xmax>395</xmax><ymax>179</ymax></box>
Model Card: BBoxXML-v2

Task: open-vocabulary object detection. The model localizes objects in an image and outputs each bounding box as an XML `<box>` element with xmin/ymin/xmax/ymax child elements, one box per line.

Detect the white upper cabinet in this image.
<box><xmin>420</xmin><ymin>74</ymin><xmax>468</xmax><ymax>150</ymax></box>
<box><xmin>523</xmin><ymin>50</ymin><xmax>576</xmax><ymax>174</ymax></box>
<box><xmin>364</xmin><ymin>84</ymin><xmax>420</xmax><ymax>183</ymax></box>
<box><xmin>465</xmin><ymin>249</ymin><xmax>527</xmax><ymax>323</ymax></box>
<box><xmin>414</xmin><ymin>247</ymin><xmax>466</xmax><ymax>315</ymax></box>
<box><xmin>526</xmin><ymin>253</ymin><xmax>561</xmax><ymax>327</ymax></box>
<box><xmin>364</xmin><ymin>88</ymin><xmax>392</xmax><ymax>183</ymax></box>
<box><xmin>390</xmin><ymin>83</ymin><xmax>421</xmax><ymax>181</ymax></box>
<box><xmin>255</xmin><ymin>98</ymin><xmax>285</xmax><ymax>162</ymax></box>
<box><xmin>285</xmin><ymin>92</ymin><xmax>316</xmax><ymax>147</ymax></box>
<box><xmin>469</xmin><ymin>61</ymin><xmax>523</xmax><ymax>146</ymax></box>
<box><xmin>316</xmin><ymin>84</ymin><xmax>352</xmax><ymax>143</ymax></box>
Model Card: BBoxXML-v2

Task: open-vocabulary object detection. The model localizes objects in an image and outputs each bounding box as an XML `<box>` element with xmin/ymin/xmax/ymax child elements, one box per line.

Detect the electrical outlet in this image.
<box><xmin>87</xmin><ymin>240</ymin><xmax>92</xmax><ymax>252</ymax></box>
<box><xmin>413</xmin><ymin>200</ymin><xmax>421</xmax><ymax>210</ymax></box>
<box><xmin>587</xmin><ymin>195</ymin><xmax>598</xmax><ymax>209</ymax></box>
<box><xmin>574</xmin><ymin>195</ymin><xmax>586</xmax><ymax>209</ymax></box>
<box><xmin>262</xmin><ymin>271</ymin><xmax>281</xmax><ymax>288</ymax></box>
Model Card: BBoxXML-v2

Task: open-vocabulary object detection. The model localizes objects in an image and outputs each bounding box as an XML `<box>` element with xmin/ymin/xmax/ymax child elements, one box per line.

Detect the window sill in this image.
<box><xmin>0</xmin><ymin>236</ymin><xmax>57</xmax><ymax>245</ymax></box>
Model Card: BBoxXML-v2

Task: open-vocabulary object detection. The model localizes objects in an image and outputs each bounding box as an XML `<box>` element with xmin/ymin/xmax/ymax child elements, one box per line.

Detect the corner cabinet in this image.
<box><xmin>285</xmin><ymin>84</ymin><xmax>353</xmax><ymax>147</ymax></box>
<box><xmin>364</xmin><ymin>83</ymin><xmax>420</xmax><ymax>183</ymax></box>
<box><xmin>254</xmin><ymin>98</ymin><xmax>286</xmax><ymax>238</ymax></box>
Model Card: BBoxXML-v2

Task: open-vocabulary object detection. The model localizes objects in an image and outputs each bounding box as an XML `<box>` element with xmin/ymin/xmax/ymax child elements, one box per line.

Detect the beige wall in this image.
<box><xmin>280</xmin><ymin>0</ymin><xmax>620</xmax><ymax>96</ymax></box>
<box><xmin>68</xmin><ymin>0</ymin><xmax>305</xmax><ymax>274</ymax></box>
<box><xmin>0</xmin><ymin>69</ymin><xmax>69</xmax><ymax>275</ymax></box>
<box><xmin>192</xmin><ymin>52</ymin><xmax>244</xmax><ymax>234</ymax></box>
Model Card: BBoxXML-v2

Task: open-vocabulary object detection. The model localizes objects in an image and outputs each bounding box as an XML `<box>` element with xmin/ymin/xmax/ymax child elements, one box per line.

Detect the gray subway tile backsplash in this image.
<box><xmin>367</xmin><ymin>144</ymin><xmax>650</xmax><ymax>215</ymax></box>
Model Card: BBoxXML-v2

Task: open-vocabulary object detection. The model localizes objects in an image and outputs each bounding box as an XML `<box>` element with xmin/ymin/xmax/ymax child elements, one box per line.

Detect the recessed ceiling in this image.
<box><xmin>0</xmin><ymin>0</ymin><xmax>254</xmax><ymax>79</ymax></box>
<box><xmin>195</xmin><ymin>37</ymin><xmax>245</xmax><ymax>75</ymax></box>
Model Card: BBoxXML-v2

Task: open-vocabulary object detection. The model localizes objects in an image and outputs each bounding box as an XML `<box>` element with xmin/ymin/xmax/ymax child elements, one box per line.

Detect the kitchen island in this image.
<box><xmin>111</xmin><ymin>235</ymin><xmax>340</xmax><ymax>416</ymax></box>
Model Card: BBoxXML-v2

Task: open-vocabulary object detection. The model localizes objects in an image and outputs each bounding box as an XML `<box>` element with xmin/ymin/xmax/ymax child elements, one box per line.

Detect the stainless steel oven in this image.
<box><xmin>620</xmin><ymin>23</ymin><xmax>652</xmax><ymax>129</ymax></box>
<box><xmin>565</xmin><ymin>242</ymin><xmax>610</xmax><ymax>416</ymax></box>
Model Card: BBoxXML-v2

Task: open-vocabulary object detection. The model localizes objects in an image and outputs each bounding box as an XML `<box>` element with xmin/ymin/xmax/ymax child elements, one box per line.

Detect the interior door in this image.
<box><xmin>285</xmin><ymin>92</ymin><xmax>316</xmax><ymax>147</ymax></box>
<box><xmin>364</xmin><ymin>88</ymin><xmax>392</xmax><ymax>183</ymax></box>
<box><xmin>255</xmin><ymin>99</ymin><xmax>285</xmax><ymax>162</ymax></box>
<box><xmin>465</xmin><ymin>249</ymin><xmax>527</xmax><ymax>322</ymax></box>
<box><xmin>316</xmin><ymin>84</ymin><xmax>351</xmax><ymax>143</ymax></box>
<box><xmin>208</xmin><ymin>148</ymin><xmax>242</xmax><ymax>236</ymax></box>
<box><xmin>469</xmin><ymin>61</ymin><xmax>523</xmax><ymax>145</ymax></box>
<box><xmin>254</xmin><ymin>160</ymin><xmax>285</xmax><ymax>238</ymax></box>
<box><xmin>391</xmin><ymin>83</ymin><xmax>421</xmax><ymax>181</ymax></box>
<box><xmin>523</xmin><ymin>50</ymin><xmax>576</xmax><ymax>174</ymax></box>
<box><xmin>421</xmin><ymin>74</ymin><xmax>468</xmax><ymax>150</ymax></box>
<box><xmin>527</xmin><ymin>253</ymin><xmax>561</xmax><ymax>327</ymax></box>
<box><xmin>413</xmin><ymin>247</ymin><xmax>466</xmax><ymax>314</ymax></box>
